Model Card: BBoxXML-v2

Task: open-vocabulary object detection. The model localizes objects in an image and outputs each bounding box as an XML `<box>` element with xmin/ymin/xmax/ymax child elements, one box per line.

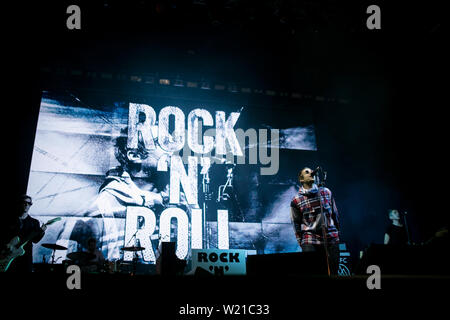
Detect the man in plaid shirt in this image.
<box><xmin>290</xmin><ymin>167</ymin><xmax>340</xmax><ymax>275</ymax></box>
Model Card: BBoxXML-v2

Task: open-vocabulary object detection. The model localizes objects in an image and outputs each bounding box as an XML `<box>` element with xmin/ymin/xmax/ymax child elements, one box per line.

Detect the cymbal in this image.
<box><xmin>120</xmin><ymin>246</ymin><xmax>145</xmax><ymax>252</ymax></box>
<box><xmin>67</xmin><ymin>252</ymin><xmax>96</xmax><ymax>261</ymax></box>
<box><xmin>42</xmin><ymin>243</ymin><xmax>67</xmax><ymax>250</ymax></box>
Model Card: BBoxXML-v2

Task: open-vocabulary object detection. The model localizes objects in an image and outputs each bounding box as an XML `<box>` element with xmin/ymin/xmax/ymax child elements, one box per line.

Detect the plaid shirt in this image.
<box><xmin>290</xmin><ymin>184</ymin><xmax>340</xmax><ymax>246</ymax></box>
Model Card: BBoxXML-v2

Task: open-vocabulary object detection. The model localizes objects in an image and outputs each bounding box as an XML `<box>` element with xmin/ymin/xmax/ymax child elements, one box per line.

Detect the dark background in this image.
<box><xmin>4</xmin><ymin>1</ymin><xmax>447</xmax><ymax>270</ymax></box>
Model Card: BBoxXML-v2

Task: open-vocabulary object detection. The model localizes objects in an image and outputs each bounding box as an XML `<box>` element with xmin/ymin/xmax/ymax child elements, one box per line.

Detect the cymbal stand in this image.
<box><xmin>50</xmin><ymin>248</ymin><xmax>56</xmax><ymax>264</ymax></box>
<box><xmin>132</xmin><ymin>250</ymin><xmax>139</xmax><ymax>275</ymax></box>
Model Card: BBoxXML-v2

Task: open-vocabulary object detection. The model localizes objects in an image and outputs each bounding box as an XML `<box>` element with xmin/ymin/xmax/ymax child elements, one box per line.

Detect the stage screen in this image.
<box><xmin>27</xmin><ymin>90</ymin><xmax>317</xmax><ymax>270</ymax></box>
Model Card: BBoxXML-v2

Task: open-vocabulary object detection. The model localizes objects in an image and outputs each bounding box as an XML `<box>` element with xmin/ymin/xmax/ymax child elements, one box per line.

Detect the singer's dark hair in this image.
<box><xmin>298</xmin><ymin>167</ymin><xmax>311</xmax><ymax>181</ymax></box>
<box><xmin>115</xmin><ymin>126</ymin><xmax>149</xmax><ymax>165</ymax></box>
<box><xmin>388</xmin><ymin>209</ymin><xmax>400</xmax><ymax>220</ymax></box>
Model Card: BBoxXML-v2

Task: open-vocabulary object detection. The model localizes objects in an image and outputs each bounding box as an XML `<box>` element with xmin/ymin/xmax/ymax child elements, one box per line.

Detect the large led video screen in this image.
<box><xmin>27</xmin><ymin>90</ymin><xmax>317</xmax><ymax>269</ymax></box>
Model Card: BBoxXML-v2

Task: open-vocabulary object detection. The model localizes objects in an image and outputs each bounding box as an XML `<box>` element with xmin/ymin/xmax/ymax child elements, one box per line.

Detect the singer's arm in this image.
<box><xmin>290</xmin><ymin>206</ymin><xmax>302</xmax><ymax>247</ymax></box>
<box><xmin>331</xmin><ymin>195</ymin><xmax>340</xmax><ymax>231</ymax></box>
<box><xmin>384</xmin><ymin>233</ymin><xmax>390</xmax><ymax>245</ymax></box>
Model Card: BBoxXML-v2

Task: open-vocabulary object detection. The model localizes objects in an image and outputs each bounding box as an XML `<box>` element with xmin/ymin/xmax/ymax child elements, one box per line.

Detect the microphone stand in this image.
<box><xmin>403</xmin><ymin>211</ymin><xmax>411</xmax><ymax>245</ymax></box>
<box><xmin>315</xmin><ymin>169</ymin><xmax>332</xmax><ymax>276</ymax></box>
<box><xmin>124</xmin><ymin>230</ymin><xmax>139</xmax><ymax>274</ymax></box>
<box><xmin>202</xmin><ymin>170</ymin><xmax>211</xmax><ymax>249</ymax></box>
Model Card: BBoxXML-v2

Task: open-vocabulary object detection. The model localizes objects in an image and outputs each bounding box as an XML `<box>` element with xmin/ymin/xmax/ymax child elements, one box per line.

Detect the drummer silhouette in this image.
<box><xmin>86</xmin><ymin>238</ymin><xmax>105</xmax><ymax>264</ymax></box>
<box><xmin>83</xmin><ymin>238</ymin><xmax>105</xmax><ymax>272</ymax></box>
<box><xmin>65</xmin><ymin>238</ymin><xmax>105</xmax><ymax>273</ymax></box>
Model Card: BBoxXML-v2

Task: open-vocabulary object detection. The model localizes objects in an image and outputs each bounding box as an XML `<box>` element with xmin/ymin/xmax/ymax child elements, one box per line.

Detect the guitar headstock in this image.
<box><xmin>45</xmin><ymin>217</ymin><xmax>62</xmax><ymax>226</ymax></box>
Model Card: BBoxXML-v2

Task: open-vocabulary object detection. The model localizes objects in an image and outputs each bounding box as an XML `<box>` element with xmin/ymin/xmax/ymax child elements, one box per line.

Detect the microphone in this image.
<box><xmin>311</xmin><ymin>166</ymin><xmax>321</xmax><ymax>177</ymax></box>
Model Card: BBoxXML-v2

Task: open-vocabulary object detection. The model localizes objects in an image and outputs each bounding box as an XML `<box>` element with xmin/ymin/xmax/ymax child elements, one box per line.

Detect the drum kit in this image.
<box><xmin>40</xmin><ymin>243</ymin><xmax>146</xmax><ymax>274</ymax></box>
<box><xmin>41</xmin><ymin>243</ymin><xmax>68</xmax><ymax>264</ymax></box>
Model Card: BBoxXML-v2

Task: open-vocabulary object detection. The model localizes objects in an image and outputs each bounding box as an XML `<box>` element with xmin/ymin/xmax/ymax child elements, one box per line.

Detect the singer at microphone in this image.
<box><xmin>290</xmin><ymin>167</ymin><xmax>341</xmax><ymax>275</ymax></box>
<box><xmin>384</xmin><ymin>209</ymin><xmax>408</xmax><ymax>246</ymax></box>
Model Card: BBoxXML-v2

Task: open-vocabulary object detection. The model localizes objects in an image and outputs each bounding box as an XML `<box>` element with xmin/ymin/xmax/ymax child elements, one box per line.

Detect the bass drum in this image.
<box><xmin>98</xmin><ymin>260</ymin><xmax>117</xmax><ymax>274</ymax></box>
